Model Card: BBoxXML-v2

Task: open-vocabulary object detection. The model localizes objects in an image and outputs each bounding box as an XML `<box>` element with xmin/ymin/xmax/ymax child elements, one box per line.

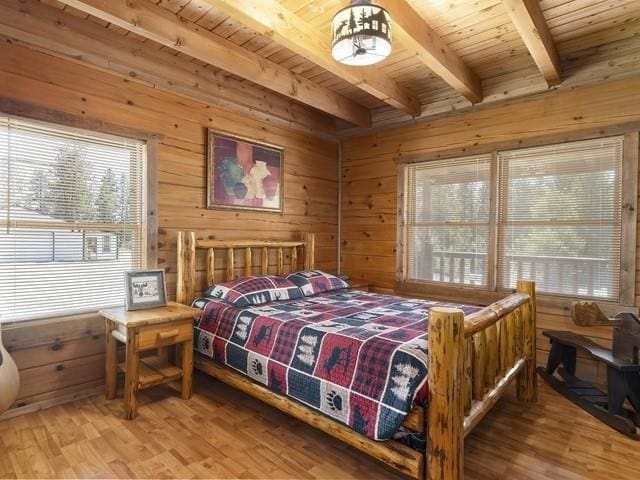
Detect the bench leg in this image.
<box><xmin>546</xmin><ymin>342</ymin><xmax>577</xmax><ymax>376</ymax></box>
<box><xmin>545</xmin><ymin>341</ymin><xmax>563</xmax><ymax>374</ymax></box>
<box><xmin>561</xmin><ymin>345</ymin><xmax>577</xmax><ymax>376</ymax></box>
<box><xmin>626</xmin><ymin>373</ymin><xmax>640</xmax><ymax>414</ymax></box>
<box><xmin>607</xmin><ymin>367</ymin><xmax>627</xmax><ymax>415</ymax></box>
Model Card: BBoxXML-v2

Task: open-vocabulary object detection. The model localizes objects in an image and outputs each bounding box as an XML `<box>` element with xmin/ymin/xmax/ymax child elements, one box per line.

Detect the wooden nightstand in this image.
<box><xmin>348</xmin><ymin>279</ymin><xmax>371</xmax><ymax>292</ymax></box>
<box><xmin>100</xmin><ymin>302</ymin><xmax>200</xmax><ymax>419</ymax></box>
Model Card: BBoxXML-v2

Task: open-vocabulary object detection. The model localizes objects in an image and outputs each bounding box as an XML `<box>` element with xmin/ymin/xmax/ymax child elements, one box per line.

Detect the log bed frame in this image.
<box><xmin>176</xmin><ymin>231</ymin><xmax>537</xmax><ymax>480</ymax></box>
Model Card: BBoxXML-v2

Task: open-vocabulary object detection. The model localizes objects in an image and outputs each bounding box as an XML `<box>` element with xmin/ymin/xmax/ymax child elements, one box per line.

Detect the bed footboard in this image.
<box><xmin>427</xmin><ymin>281</ymin><xmax>536</xmax><ymax>480</ymax></box>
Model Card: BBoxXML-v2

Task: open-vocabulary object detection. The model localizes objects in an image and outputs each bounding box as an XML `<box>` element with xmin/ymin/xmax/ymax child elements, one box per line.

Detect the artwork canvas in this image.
<box><xmin>207</xmin><ymin>130</ymin><xmax>284</xmax><ymax>213</ymax></box>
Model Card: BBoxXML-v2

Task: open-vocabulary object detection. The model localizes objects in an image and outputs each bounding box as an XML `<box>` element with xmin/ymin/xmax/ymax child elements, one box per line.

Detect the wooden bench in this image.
<box><xmin>543</xmin><ymin>330</ymin><xmax>640</xmax><ymax>373</ymax></box>
<box><xmin>538</xmin><ymin>316</ymin><xmax>640</xmax><ymax>438</ymax></box>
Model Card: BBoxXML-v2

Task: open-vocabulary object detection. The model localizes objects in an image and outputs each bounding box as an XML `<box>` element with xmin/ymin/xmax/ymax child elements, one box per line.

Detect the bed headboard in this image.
<box><xmin>175</xmin><ymin>231</ymin><xmax>315</xmax><ymax>305</ymax></box>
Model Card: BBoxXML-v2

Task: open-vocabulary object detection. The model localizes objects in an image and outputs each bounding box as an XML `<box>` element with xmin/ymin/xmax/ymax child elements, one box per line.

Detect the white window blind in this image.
<box><xmin>0</xmin><ymin>116</ymin><xmax>146</xmax><ymax>322</ymax></box>
<box><xmin>405</xmin><ymin>154</ymin><xmax>491</xmax><ymax>286</ymax></box>
<box><xmin>498</xmin><ymin>136</ymin><xmax>623</xmax><ymax>300</ymax></box>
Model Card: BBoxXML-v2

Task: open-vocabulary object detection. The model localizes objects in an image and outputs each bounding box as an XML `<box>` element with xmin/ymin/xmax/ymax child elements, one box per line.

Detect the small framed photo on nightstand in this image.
<box><xmin>124</xmin><ymin>269</ymin><xmax>168</xmax><ymax>311</ymax></box>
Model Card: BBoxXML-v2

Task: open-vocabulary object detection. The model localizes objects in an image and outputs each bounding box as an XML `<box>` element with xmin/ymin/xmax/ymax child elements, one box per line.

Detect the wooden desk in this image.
<box><xmin>100</xmin><ymin>302</ymin><xmax>200</xmax><ymax>419</ymax></box>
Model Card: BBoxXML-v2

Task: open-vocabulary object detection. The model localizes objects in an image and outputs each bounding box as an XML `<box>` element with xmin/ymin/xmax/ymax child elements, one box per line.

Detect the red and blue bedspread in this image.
<box><xmin>192</xmin><ymin>289</ymin><xmax>481</xmax><ymax>441</ymax></box>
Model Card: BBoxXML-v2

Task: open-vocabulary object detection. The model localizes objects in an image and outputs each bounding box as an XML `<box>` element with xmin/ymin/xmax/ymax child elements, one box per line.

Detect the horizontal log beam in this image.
<box><xmin>202</xmin><ymin>0</ymin><xmax>421</xmax><ymax>117</ymax></box>
<box><xmin>0</xmin><ymin>0</ymin><xmax>336</xmax><ymax>137</ymax></box>
<box><xmin>56</xmin><ymin>0</ymin><xmax>371</xmax><ymax>127</ymax></box>
<box><xmin>379</xmin><ymin>0</ymin><xmax>482</xmax><ymax>104</ymax></box>
<box><xmin>502</xmin><ymin>0</ymin><xmax>562</xmax><ymax>86</ymax></box>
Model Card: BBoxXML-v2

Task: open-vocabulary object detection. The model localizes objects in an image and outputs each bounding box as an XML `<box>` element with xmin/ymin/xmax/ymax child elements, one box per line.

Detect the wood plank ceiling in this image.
<box><xmin>5</xmin><ymin>0</ymin><xmax>640</xmax><ymax>133</ymax></box>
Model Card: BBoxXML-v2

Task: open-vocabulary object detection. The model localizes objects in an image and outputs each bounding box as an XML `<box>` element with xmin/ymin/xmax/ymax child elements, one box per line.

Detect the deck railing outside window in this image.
<box><xmin>411</xmin><ymin>250</ymin><xmax>613</xmax><ymax>298</ymax></box>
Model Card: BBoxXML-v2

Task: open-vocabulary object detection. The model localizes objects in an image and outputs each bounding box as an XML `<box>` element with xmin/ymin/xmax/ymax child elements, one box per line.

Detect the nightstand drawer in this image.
<box><xmin>137</xmin><ymin>320</ymin><xmax>193</xmax><ymax>350</ymax></box>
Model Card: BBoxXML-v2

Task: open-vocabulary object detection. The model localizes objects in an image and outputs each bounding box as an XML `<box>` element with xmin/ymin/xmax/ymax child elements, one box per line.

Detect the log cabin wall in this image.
<box><xmin>0</xmin><ymin>41</ymin><xmax>338</xmax><ymax>414</ymax></box>
<box><xmin>340</xmin><ymin>75</ymin><xmax>640</xmax><ymax>386</ymax></box>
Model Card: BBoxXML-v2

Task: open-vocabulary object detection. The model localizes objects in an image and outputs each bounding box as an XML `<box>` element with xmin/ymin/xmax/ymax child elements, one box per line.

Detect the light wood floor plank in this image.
<box><xmin>0</xmin><ymin>373</ymin><xmax>638</xmax><ymax>479</ymax></box>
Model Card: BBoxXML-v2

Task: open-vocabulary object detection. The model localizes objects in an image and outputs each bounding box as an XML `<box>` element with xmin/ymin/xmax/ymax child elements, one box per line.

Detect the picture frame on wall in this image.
<box><xmin>207</xmin><ymin>129</ymin><xmax>284</xmax><ymax>213</ymax></box>
<box><xmin>124</xmin><ymin>269</ymin><xmax>168</xmax><ymax>311</ymax></box>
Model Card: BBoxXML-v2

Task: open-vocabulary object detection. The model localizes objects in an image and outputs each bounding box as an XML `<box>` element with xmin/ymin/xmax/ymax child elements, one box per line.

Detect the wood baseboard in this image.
<box><xmin>0</xmin><ymin>383</ymin><xmax>103</xmax><ymax>422</ymax></box>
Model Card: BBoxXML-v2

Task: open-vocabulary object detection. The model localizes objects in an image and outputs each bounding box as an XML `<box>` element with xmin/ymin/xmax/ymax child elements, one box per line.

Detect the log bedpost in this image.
<box><xmin>226</xmin><ymin>248</ymin><xmax>235</xmax><ymax>281</ymax></box>
<box><xmin>245</xmin><ymin>248</ymin><xmax>252</xmax><ymax>277</ymax></box>
<box><xmin>516</xmin><ymin>280</ymin><xmax>537</xmax><ymax>403</ymax></box>
<box><xmin>176</xmin><ymin>231</ymin><xmax>196</xmax><ymax>305</ymax></box>
<box><xmin>427</xmin><ymin>307</ymin><xmax>465</xmax><ymax>480</ymax></box>
<box><xmin>302</xmin><ymin>232</ymin><xmax>315</xmax><ymax>269</ymax></box>
<box><xmin>277</xmin><ymin>247</ymin><xmax>284</xmax><ymax>275</ymax></box>
<box><xmin>261</xmin><ymin>247</ymin><xmax>269</xmax><ymax>275</ymax></box>
<box><xmin>206</xmin><ymin>248</ymin><xmax>215</xmax><ymax>287</ymax></box>
<box><xmin>291</xmin><ymin>247</ymin><xmax>298</xmax><ymax>273</ymax></box>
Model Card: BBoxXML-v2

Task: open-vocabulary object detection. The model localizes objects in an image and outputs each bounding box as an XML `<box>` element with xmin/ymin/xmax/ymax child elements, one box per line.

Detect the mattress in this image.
<box><xmin>193</xmin><ymin>289</ymin><xmax>481</xmax><ymax>440</ymax></box>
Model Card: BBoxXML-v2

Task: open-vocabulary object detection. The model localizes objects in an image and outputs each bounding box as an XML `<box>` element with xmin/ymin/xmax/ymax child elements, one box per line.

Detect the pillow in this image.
<box><xmin>286</xmin><ymin>270</ymin><xmax>349</xmax><ymax>297</ymax></box>
<box><xmin>204</xmin><ymin>275</ymin><xmax>303</xmax><ymax>308</ymax></box>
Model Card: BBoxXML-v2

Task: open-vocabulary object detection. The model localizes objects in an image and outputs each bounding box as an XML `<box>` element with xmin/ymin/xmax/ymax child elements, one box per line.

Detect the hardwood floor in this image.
<box><xmin>0</xmin><ymin>373</ymin><xmax>637</xmax><ymax>479</ymax></box>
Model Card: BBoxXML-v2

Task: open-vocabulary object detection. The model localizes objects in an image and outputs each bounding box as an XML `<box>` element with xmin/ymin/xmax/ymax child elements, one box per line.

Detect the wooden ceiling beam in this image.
<box><xmin>0</xmin><ymin>0</ymin><xmax>335</xmax><ymax>136</ymax></box>
<box><xmin>55</xmin><ymin>0</ymin><xmax>371</xmax><ymax>127</ymax></box>
<box><xmin>201</xmin><ymin>0</ymin><xmax>421</xmax><ymax>117</ymax></box>
<box><xmin>378</xmin><ymin>0</ymin><xmax>483</xmax><ymax>104</ymax></box>
<box><xmin>502</xmin><ymin>0</ymin><xmax>562</xmax><ymax>86</ymax></box>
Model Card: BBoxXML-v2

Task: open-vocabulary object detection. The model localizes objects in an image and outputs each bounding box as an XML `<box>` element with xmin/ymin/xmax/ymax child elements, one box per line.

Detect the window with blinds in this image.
<box><xmin>0</xmin><ymin>116</ymin><xmax>146</xmax><ymax>322</ymax></box>
<box><xmin>405</xmin><ymin>155</ymin><xmax>491</xmax><ymax>286</ymax></box>
<box><xmin>497</xmin><ymin>136</ymin><xmax>623</xmax><ymax>299</ymax></box>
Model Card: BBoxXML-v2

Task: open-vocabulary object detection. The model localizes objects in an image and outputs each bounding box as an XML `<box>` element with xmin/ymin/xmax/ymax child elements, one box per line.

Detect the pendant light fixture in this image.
<box><xmin>331</xmin><ymin>0</ymin><xmax>392</xmax><ymax>66</ymax></box>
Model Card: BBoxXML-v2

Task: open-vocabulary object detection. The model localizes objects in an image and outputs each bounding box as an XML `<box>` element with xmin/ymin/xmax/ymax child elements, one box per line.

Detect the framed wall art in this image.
<box><xmin>207</xmin><ymin>130</ymin><xmax>284</xmax><ymax>213</ymax></box>
<box><xmin>124</xmin><ymin>269</ymin><xmax>168</xmax><ymax>311</ymax></box>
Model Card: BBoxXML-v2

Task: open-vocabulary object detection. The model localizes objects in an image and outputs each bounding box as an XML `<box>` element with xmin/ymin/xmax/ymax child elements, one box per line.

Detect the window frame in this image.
<box><xmin>401</xmin><ymin>153</ymin><xmax>494</xmax><ymax>289</ymax></box>
<box><xmin>0</xmin><ymin>100</ymin><xmax>161</xmax><ymax>324</ymax></box>
<box><xmin>396</xmin><ymin>130</ymin><xmax>639</xmax><ymax>310</ymax></box>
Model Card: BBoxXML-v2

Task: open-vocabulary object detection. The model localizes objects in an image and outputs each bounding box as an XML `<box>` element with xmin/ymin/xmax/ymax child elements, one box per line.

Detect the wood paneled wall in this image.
<box><xmin>340</xmin><ymin>75</ymin><xmax>640</xmax><ymax>385</ymax></box>
<box><xmin>3</xmin><ymin>35</ymin><xmax>640</xmax><ymax>414</ymax></box>
<box><xmin>0</xmin><ymin>42</ymin><xmax>338</xmax><ymax>414</ymax></box>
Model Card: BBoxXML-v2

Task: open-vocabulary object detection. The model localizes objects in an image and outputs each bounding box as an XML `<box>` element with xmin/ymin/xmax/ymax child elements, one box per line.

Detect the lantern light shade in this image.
<box><xmin>331</xmin><ymin>1</ymin><xmax>392</xmax><ymax>66</ymax></box>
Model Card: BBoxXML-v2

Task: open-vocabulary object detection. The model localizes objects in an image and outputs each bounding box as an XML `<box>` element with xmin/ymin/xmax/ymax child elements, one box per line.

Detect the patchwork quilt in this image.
<box><xmin>193</xmin><ymin>289</ymin><xmax>481</xmax><ymax>441</ymax></box>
